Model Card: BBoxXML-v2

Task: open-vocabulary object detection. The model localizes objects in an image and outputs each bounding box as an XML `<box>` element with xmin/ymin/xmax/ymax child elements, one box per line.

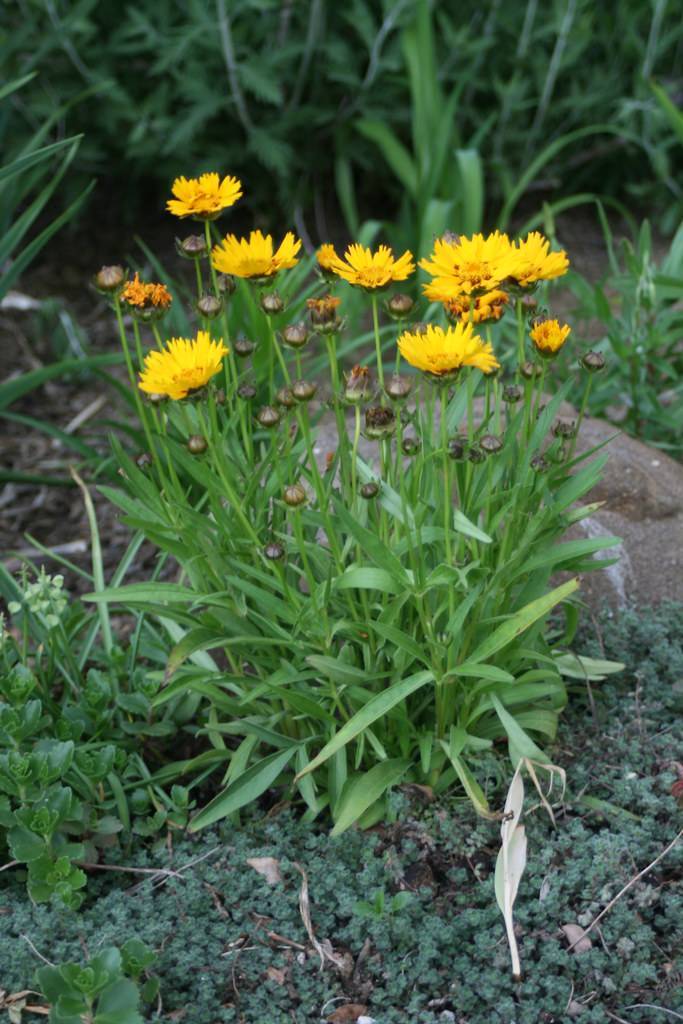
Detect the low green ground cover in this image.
<box><xmin>2</xmin><ymin>605</ymin><xmax>681</xmax><ymax>1023</ymax></box>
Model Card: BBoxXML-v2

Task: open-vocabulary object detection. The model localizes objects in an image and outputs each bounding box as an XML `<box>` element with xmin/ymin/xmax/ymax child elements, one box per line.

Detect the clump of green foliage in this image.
<box><xmin>2</xmin><ymin>1</ymin><xmax>682</xmax><ymax>227</ymax></box>
<box><xmin>35</xmin><ymin>940</ymin><xmax>158</xmax><ymax>1024</ymax></box>
<box><xmin>566</xmin><ymin>216</ymin><xmax>683</xmax><ymax>456</ymax></box>
<box><xmin>1</xmin><ymin>606</ymin><xmax>681</xmax><ymax>1024</ymax></box>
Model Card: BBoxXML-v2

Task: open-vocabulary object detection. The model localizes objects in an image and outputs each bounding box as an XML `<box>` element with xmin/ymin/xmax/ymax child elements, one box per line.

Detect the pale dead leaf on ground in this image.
<box><xmin>561</xmin><ymin>923</ymin><xmax>593</xmax><ymax>953</ymax></box>
<box><xmin>326</xmin><ymin>1004</ymin><xmax>368</xmax><ymax>1023</ymax></box>
<box><xmin>265</xmin><ymin>966</ymin><xmax>286</xmax><ymax>986</ymax></box>
<box><xmin>246</xmin><ymin>857</ymin><xmax>282</xmax><ymax>885</ymax></box>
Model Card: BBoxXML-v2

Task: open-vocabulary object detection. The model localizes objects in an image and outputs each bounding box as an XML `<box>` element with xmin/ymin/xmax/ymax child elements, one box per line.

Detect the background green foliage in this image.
<box><xmin>3</xmin><ymin>606</ymin><xmax>682</xmax><ymax>1023</ymax></box>
<box><xmin>3</xmin><ymin>0</ymin><xmax>682</xmax><ymax>229</ymax></box>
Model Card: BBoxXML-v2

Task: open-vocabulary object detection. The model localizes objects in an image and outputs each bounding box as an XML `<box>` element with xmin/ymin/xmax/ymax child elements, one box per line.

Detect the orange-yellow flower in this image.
<box><xmin>398</xmin><ymin>322</ymin><xmax>499</xmax><ymax>379</ymax></box>
<box><xmin>420</xmin><ymin>231</ymin><xmax>513</xmax><ymax>298</ymax></box>
<box><xmin>443</xmin><ymin>289</ymin><xmax>509</xmax><ymax>325</ymax></box>
<box><xmin>166</xmin><ymin>173</ymin><xmax>243</xmax><ymax>220</ymax></box>
<box><xmin>316</xmin><ymin>243</ymin><xmax>340</xmax><ymax>275</ymax></box>
<box><xmin>120</xmin><ymin>273</ymin><xmax>172</xmax><ymax>311</ymax></box>
<box><xmin>138</xmin><ymin>331</ymin><xmax>229</xmax><ymax>399</ymax></box>
<box><xmin>328</xmin><ymin>243</ymin><xmax>414</xmax><ymax>290</ymax></box>
<box><xmin>529</xmin><ymin>318</ymin><xmax>571</xmax><ymax>358</ymax></box>
<box><xmin>211</xmin><ymin>230</ymin><xmax>301</xmax><ymax>279</ymax></box>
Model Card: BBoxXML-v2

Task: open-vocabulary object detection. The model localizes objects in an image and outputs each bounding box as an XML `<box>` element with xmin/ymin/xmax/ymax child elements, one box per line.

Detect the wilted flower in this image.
<box><xmin>167</xmin><ymin>173</ymin><xmax>242</xmax><ymax>220</ymax></box>
<box><xmin>120</xmin><ymin>273</ymin><xmax>172</xmax><ymax>320</ymax></box>
<box><xmin>138</xmin><ymin>331</ymin><xmax>228</xmax><ymax>399</ymax></box>
<box><xmin>364</xmin><ymin>405</ymin><xmax>396</xmax><ymax>440</ymax></box>
<box><xmin>443</xmin><ymin>289</ymin><xmax>509</xmax><ymax>325</ymax></box>
<box><xmin>397</xmin><ymin>322</ymin><xmax>499</xmax><ymax>379</ymax></box>
<box><xmin>211</xmin><ymin>230</ymin><xmax>301</xmax><ymax>280</ymax></box>
<box><xmin>530</xmin><ymin>318</ymin><xmax>571</xmax><ymax>358</ymax></box>
<box><xmin>385</xmin><ymin>374</ymin><xmax>413</xmax><ymax>402</ymax></box>
<box><xmin>327</xmin><ymin>243</ymin><xmax>414</xmax><ymax>290</ymax></box>
<box><xmin>343</xmin><ymin>365</ymin><xmax>372</xmax><ymax>405</ymax></box>
<box><xmin>307</xmin><ymin>294</ymin><xmax>343</xmax><ymax>333</ymax></box>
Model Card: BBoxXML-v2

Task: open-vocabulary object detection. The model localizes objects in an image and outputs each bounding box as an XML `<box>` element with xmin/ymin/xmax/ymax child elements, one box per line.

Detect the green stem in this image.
<box><xmin>371</xmin><ymin>295</ymin><xmax>385</xmax><ymax>391</ymax></box>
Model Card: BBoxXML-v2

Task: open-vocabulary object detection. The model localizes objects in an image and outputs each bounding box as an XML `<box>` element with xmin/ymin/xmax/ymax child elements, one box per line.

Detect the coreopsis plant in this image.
<box><xmin>89</xmin><ymin>176</ymin><xmax>618</xmax><ymax>833</ymax></box>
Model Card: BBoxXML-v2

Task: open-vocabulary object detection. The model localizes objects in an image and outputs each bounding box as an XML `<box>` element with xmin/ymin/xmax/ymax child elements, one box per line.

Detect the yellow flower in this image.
<box><xmin>166</xmin><ymin>173</ymin><xmax>243</xmax><ymax>220</ymax></box>
<box><xmin>420</xmin><ymin>231</ymin><xmax>513</xmax><ymax>297</ymax></box>
<box><xmin>529</xmin><ymin>318</ymin><xmax>571</xmax><ymax>358</ymax></box>
<box><xmin>444</xmin><ymin>288</ymin><xmax>509</xmax><ymax>324</ymax></box>
<box><xmin>316</xmin><ymin>243</ymin><xmax>340</xmax><ymax>274</ymax></box>
<box><xmin>138</xmin><ymin>331</ymin><xmax>229</xmax><ymax>399</ymax></box>
<box><xmin>211</xmin><ymin>230</ymin><xmax>301</xmax><ymax>279</ymax></box>
<box><xmin>328</xmin><ymin>243</ymin><xmax>414</xmax><ymax>290</ymax></box>
<box><xmin>508</xmin><ymin>232</ymin><xmax>569</xmax><ymax>288</ymax></box>
<box><xmin>120</xmin><ymin>273</ymin><xmax>172</xmax><ymax>311</ymax></box>
<box><xmin>398</xmin><ymin>322</ymin><xmax>500</xmax><ymax>379</ymax></box>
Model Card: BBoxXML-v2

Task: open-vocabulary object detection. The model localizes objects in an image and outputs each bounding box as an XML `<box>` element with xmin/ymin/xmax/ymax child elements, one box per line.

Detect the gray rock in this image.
<box><xmin>309</xmin><ymin>400</ymin><xmax>683</xmax><ymax>610</ymax></box>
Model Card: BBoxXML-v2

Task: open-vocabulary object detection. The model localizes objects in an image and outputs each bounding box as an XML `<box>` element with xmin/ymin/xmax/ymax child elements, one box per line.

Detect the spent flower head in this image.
<box><xmin>444</xmin><ymin>289</ymin><xmax>509</xmax><ymax>325</ymax></box>
<box><xmin>167</xmin><ymin>173</ymin><xmax>242</xmax><ymax>220</ymax></box>
<box><xmin>211</xmin><ymin>230</ymin><xmax>301</xmax><ymax>281</ymax></box>
<box><xmin>120</xmin><ymin>273</ymin><xmax>172</xmax><ymax>320</ymax></box>
<box><xmin>398</xmin><ymin>322</ymin><xmax>499</xmax><ymax>380</ymax></box>
<box><xmin>138</xmin><ymin>331</ymin><xmax>229</xmax><ymax>399</ymax></box>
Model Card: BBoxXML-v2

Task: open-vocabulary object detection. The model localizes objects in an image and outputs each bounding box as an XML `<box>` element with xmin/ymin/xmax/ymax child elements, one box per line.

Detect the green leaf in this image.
<box><xmin>189</xmin><ymin>746</ymin><xmax>296</xmax><ymax>831</ymax></box>
<box><xmin>296</xmin><ymin>670</ymin><xmax>434</xmax><ymax>778</ymax></box>
<box><xmin>464</xmin><ymin>578</ymin><xmax>579</xmax><ymax>666</ymax></box>
<box><xmin>334</xmin><ymin>567</ymin><xmax>404</xmax><ymax>595</ymax></box>
<box><xmin>356</xmin><ymin>119</ymin><xmax>418</xmax><ymax>197</ymax></box>
<box><xmin>331</xmin><ymin>759</ymin><xmax>410</xmax><ymax>835</ymax></box>
<box><xmin>440</xmin><ymin>744</ymin><xmax>493</xmax><ymax>818</ymax></box>
<box><xmin>452</xmin><ymin>508</ymin><xmax>492</xmax><ymax>543</ymax></box>
<box><xmin>490</xmin><ymin>694</ymin><xmax>548</xmax><ymax>767</ymax></box>
<box><xmin>451</xmin><ymin>663</ymin><xmax>515</xmax><ymax>683</ymax></box>
<box><xmin>8</xmin><ymin>825</ymin><xmax>45</xmax><ymax>862</ymax></box>
<box><xmin>84</xmin><ymin>582</ymin><xmax>197</xmax><ymax>605</ymax></box>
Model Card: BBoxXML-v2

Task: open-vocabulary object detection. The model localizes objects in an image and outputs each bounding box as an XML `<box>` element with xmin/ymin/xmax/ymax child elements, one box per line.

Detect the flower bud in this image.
<box><xmin>360</xmin><ymin>482</ymin><xmax>379</xmax><ymax>500</ymax></box>
<box><xmin>264</xmin><ymin>541</ymin><xmax>285</xmax><ymax>561</ymax></box>
<box><xmin>237</xmin><ymin>383</ymin><xmax>257</xmax><ymax>400</ymax></box>
<box><xmin>441</xmin><ymin>231</ymin><xmax>461</xmax><ymax>246</ymax></box>
<box><xmin>520</xmin><ymin>360</ymin><xmax>542</xmax><ymax>380</ymax></box>
<box><xmin>234</xmin><ymin>338</ymin><xmax>256</xmax><ymax>358</ymax></box>
<box><xmin>256</xmin><ymin>405</ymin><xmax>281</xmax><ymax>429</ymax></box>
<box><xmin>552</xmin><ymin>418</ymin><xmax>576</xmax><ymax>439</ymax></box>
<box><xmin>480</xmin><ymin>434</ymin><xmax>503</xmax><ymax>455</ymax></box>
<box><xmin>217</xmin><ymin>274</ymin><xmax>236</xmax><ymax>295</ymax></box>
<box><xmin>502</xmin><ymin>384</ymin><xmax>523</xmax><ymax>403</ymax></box>
<box><xmin>276</xmin><ymin>387</ymin><xmax>296</xmax><ymax>409</ymax></box>
<box><xmin>175</xmin><ymin>235</ymin><xmax>207</xmax><ymax>260</ymax></box>
<box><xmin>447</xmin><ymin>438</ymin><xmax>467</xmax><ymax>461</ymax></box>
<box><xmin>94</xmin><ymin>265</ymin><xmax>125</xmax><ymax>294</ymax></box>
<box><xmin>146</xmin><ymin>392</ymin><xmax>166</xmax><ymax>405</ymax></box>
<box><xmin>215</xmin><ymin>389</ymin><xmax>226</xmax><ymax>404</ymax></box>
<box><xmin>196</xmin><ymin>293</ymin><xmax>223</xmax><ymax>319</ymax></box>
<box><xmin>401</xmin><ymin>436</ymin><xmax>420</xmax><ymax>456</ymax></box>
<box><xmin>531</xmin><ymin>454</ymin><xmax>549</xmax><ymax>473</ymax></box>
<box><xmin>282</xmin><ymin>322</ymin><xmax>309</xmax><ymax>349</ymax></box>
<box><xmin>292</xmin><ymin>379</ymin><xmax>317</xmax><ymax>403</ymax></box>
<box><xmin>283</xmin><ymin>483</ymin><xmax>307</xmax><ymax>508</ymax></box>
<box><xmin>521</xmin><ymin>294</ymin><xmax>538</xmax><ymax>312</ymax></box>
<box><xmin>343</xmin><ymin>365</ymin><xmax>372</xmax><ymax>405</ymax></box>
<box><xmin>135</xmin><ymin>452</ymin><xmax>152</xmax><ymax>469</ymax></box>
<box><xmin>187</xmin><ymin>435</ymin><xmax>207</xmax><ymax>455</ymax></box>
<box><xmin>581</xmin><ymin>350</ymin><xmax>606</xmax><ymax>373</ymax></box>
<box><xmin>385</xmin><ymin>373</ymin><xmax>413</xmax><ymax>403</ymax></box>
<box><xmin>364</xmin><ymin>405</ymin><xmax>396</xmax><ymax>440</ymax></box>
<box><xmin>386</xmin><ymin>293</ymin><xmax>415</xmax><ymax>320</ymax></box>
<box><xmin>261</xmin><ymin>291</ymin><xmax>284</xmax><ymax>316</ymax></box>
<box><xmin>467</xmin><ymin>445</ymin><xmax>485</xmax><ymax>464</ymax></box>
